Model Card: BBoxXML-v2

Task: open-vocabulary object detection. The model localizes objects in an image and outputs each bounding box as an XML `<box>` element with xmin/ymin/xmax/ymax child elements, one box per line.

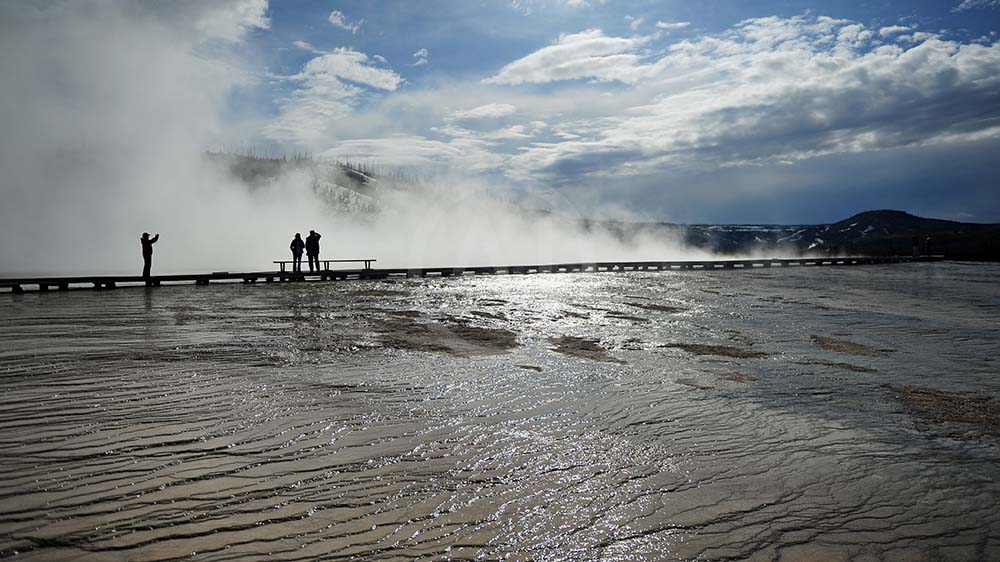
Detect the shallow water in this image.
<box><xmin>1</xmin><ymin>262</ymin><xmax>998</xmax><ymax>561</ymax></box>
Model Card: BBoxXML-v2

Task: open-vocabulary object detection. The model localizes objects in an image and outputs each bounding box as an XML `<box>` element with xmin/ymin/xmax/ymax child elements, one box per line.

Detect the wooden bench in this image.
<box><xmin>273</xmin><ymin>259</ymin><xmax>376</xmax><ymax>272</ymax></box>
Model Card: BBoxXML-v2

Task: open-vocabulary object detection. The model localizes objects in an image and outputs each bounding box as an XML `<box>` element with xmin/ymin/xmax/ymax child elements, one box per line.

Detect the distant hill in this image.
<box><xmin>789</xmin><ymin>210</ymin><xmax>1000</xmax><ymax>260</ymax></box>
<box><xmin>585</xmin><ymin>211</ymin><xmax>998</xmax><ymax>261</ymax></box>
<box><xmin>753</xmin><ymin>210</ymin><xmax>999</xmax><ymax>260</ymax></box>
<box><xmin>205</xmin><ymin>151</ymin><xmax>414</xmax><ymax>216</ymax></box>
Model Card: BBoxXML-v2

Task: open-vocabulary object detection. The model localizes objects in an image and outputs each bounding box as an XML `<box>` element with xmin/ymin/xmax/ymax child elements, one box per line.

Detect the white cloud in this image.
<box><xmin>328</xmin><ymin>10</ymin><xmax>362</xmax><ymax>33</ymax></box>
<box><xmin>481</xmin><ymin>124</ymin><xmax>535</xmax><ymax>140</ymax></box>
<box><xmin>433</xmin><ymin>103</ymin><xmax>543</xmax><ymax>147</ymax></box>
<box><xmin>953</xmin><ymin>0</ymin><xmax>1000</xmax><ymax>11</ymax></box>
<box><xmin>625</xmin><ymin>16</ymin><xmax>644</xmax><ymax>31</ymax></box>
<box><xmin>184</xmin><ymin>0</ymin><xmax>270</xmax><ymax>42</ymax></box>
<box><xmin>297</xmin><ymin>49</ymin><xmax>402</xmax><ymax>90</ymax></box>
<box><xmin>879</xmin><ymin>25</ymin><xmax>910</xmax><ymax>37</ymax></box>
<box><xmin>496</xmin><ymin>16</ymin><xmax>1000</xmax><ymax>183</ymax></box>
<box><xmin>267</xmin><ymin>48</ymin><xmax>403</xmax><ymax>146</ymax></box>
<box><xmin>450</xmin><ymin>103</ymin><xmax>518</xmax><ymax>120</ymax></box>
<box><xmin>320</xmin><ymin>136</ymin><xmax>506</xmax><ymax>171</ymax></box>
<box><xmin>655</xmin><ymin>21</ymin><xmax>690</xmax><ymax>31</ymax></box>
<box><xmin>897</xmin><ymin>31</ymin><xmax>936</xmax><ymax>43</ymax></box>
<box><xmin>293</xmin><ymin>39</ymin><xmax>317</xmax><ymax>52</ymax></box>
<box><xmin>835</xmin><ymin>23</ymin><xmax>874</xmax><ymax>49</ymax></box>
<box><xmin>413</xmin><ymin>48</ymin><xmax>429</xmax><ymax>66</ymax></box>
<box><xmin>484</xmin><ymin>29</ymin><xmax>651</xmax><ymax>85</ymax></box>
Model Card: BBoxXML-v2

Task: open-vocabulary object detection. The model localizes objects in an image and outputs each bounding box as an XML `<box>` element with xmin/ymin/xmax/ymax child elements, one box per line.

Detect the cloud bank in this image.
<box><xmin>503</xmin><ymin>16</ymin><xmax>1000</xmax><ymax>182</ymax></box>
<box><xmin>262</xmin><ymin>12</ymin><xmax>1000</xmax><ymax>221</ymax></box>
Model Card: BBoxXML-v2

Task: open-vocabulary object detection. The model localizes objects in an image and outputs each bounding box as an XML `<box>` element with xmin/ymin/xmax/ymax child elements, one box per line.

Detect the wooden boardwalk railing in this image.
<box><xmin>0</xmin><ymin>256</ymin><xmax>945</xmax><ymax>294</ymax></box>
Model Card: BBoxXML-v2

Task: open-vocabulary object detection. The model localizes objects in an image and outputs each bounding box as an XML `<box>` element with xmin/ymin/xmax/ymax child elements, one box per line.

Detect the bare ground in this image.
<box><xmin>797</xmin><ymin>359</ymin><xmax>878</xmax><ymax>373</ymax></box>
<box><xmin>375</xmin><ymin>317</ymin><xmax>518</xmax><ymax>357</ymax></box>
<box><xmin>626</xmin><ymin>302</ymin><xmax>687</xmax><ymax>314</ymax></box>
<box><xmin>549</xmin><ymin>336</ymin><xmax>623</xmax><ymax>363</ymax></box>
<box><xmin>718</xmin><ymin>372</ymin><xmax>757</xmax><ymax>383</ymax></box>
<box><xmin>887</xmin><ymin>385</ymin><xmax>1000</xmax><ymax>435</ymax></box>
<box><xmin>811</xmin><ymin>335</ymin><xmax>888</xmax><ymax>357</ymax></box>
<box><xmin>660</xmin><ymin>343</ymin><xmax>768</xmax><ymax>359</ymax></box>
<box><xmin>470</xmin><ymin>310</ymin><xmax>506</xmax><ymax>320</ymax></box>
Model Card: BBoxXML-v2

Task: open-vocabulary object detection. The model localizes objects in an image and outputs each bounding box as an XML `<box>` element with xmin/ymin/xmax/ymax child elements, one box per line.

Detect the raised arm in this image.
<box><xmin>151</xmin><ymin>234</ymin><xmax>160</xmax><ymax>244</ymax></box>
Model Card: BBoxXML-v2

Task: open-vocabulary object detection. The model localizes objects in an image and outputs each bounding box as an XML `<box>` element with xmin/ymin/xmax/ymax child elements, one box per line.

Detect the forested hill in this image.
<box><xmin>638</xmin><ymin>210</ymin><xmax>999</xmax><ymax>261</ymax></box>
<box><xmin>795</xmin><ymin>210</ymin><xmax>999</xmax><ymax>260</ymax></box>
<box><xmin>205</xmin><ymin>151</ymin><xmax>416</xmax><ymax>215</ymax></box>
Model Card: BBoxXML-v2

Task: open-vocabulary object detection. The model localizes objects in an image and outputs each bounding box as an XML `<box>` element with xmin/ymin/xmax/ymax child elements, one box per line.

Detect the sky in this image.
<box><xmin>230</xmin><ymin>0</ymin><xmax>1000</xmax><ymax>224</ymax></box>
<box><xmin>1</xmin><ymin>0</ymin><xmax>999</xmax><ymax>275</ymax></box>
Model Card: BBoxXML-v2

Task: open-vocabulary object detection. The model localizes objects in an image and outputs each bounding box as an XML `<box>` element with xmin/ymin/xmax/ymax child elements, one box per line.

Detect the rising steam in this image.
<box><xmin>0</xmin><ymin>1</ymin><xmax>707</xmax><ymax>276</ymax></box>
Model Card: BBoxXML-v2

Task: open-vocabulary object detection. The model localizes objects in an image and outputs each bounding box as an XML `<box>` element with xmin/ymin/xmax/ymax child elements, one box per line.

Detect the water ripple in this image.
<box><xmin>1</xmin><ymin>263</ymin><xmax>999</xmax><ymax>560</ymax></box>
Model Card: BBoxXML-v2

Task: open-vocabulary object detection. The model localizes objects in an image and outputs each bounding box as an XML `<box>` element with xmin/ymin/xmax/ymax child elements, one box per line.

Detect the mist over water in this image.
<box><xmin>0</xmin><ymin>2</ymin><xmax>714</xmax><ymax>277</ymax></box>
<box><xmin>0</xmin><ymin>2</ymin><xmax>274</xmax><ymax>274</ymax></box>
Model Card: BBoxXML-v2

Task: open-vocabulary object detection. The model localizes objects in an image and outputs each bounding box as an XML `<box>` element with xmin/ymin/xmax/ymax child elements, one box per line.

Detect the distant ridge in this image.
<box><xmin>664</xmin><ymin>210</ymin><xmax>999</xmax><ymax>261</ymax></box>
<box><xmin>796</xmin><ymin>210</ymin><xmax>997</xmax><ymax>260</ymax></box>
<box><xmin>583</xmin><ymin>210</ymin><xmax>998</xmax><ymax>261</ymax></box>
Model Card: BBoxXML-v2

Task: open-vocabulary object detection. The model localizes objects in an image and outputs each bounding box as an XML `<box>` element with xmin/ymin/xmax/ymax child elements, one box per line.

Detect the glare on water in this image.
<box><xmin>1</xmin><ymin>262</ymin><xmax>998</xmax><ymax>561</ymax></box>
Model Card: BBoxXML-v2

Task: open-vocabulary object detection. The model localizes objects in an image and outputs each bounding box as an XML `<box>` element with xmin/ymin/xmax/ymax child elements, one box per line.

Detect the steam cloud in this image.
<box><xmin>0</xmin><ymin>1</ymin><xmax>711</xmax><ymax>276</ymax></box>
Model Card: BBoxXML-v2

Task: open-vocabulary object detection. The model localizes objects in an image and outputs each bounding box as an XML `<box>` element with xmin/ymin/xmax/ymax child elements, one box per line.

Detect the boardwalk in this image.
<box><xmin>0</xmin><ymin>256</ymin><xmax>945</xmax><ymax>293</ymax></box>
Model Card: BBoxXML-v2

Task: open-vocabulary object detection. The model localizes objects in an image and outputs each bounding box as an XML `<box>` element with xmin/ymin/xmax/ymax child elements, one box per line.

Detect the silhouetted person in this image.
<box><xmin>140</xmin><ymin>232</ymin><xmax>159</xmax><ymax>277</ymax></box>
<box><xmin>289</xmin><ymin>233</ymin><xmax>305</xmax><ymax>272</ymax></box>
<box><xmin>305</xmin><ymin>230</ymin><xmax>322</xmax><ymax>272</ymax></box>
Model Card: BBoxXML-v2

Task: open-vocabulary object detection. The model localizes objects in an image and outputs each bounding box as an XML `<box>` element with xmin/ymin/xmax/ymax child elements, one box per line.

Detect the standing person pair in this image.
<box><xmin>289</xmin><ymin>230</ymin><xmax>322</xmax><ymax>272</ymax></box>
